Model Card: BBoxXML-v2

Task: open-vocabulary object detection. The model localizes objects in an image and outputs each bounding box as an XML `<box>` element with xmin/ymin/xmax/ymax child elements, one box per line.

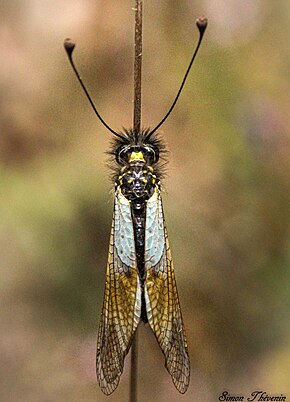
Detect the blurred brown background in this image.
<box><xmin>1</xmin><ymin>1</ymin><xmax>289</xmax><ymax>401</ymax></box>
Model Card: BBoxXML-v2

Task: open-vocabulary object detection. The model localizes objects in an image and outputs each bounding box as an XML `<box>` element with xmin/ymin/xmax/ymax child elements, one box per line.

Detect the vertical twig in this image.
<box><xmin>130</xmin><ymin>1</ymin><xmax>143</xmax><ymax>402</ymax></box>
<box><xmin>130</xmin><ymin>333</ymin><xmax>138</xmax><ymax>402</ymax></box>
<box><xmin>133</xmin><ymin>0</ymin><xmax>143</xmax><ymax>132</ymax></box>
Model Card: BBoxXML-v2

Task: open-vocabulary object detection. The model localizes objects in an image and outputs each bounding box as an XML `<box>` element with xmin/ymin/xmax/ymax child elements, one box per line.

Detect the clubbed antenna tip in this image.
<box><xmin>64</xmin><ymin>38</ymin><xmax>76</xmax><ymax>58</ymax></box>
<box><xmin>196</xmin><ymin>16</ymin><xmax>208</xmax><ymax>35</ymax></box>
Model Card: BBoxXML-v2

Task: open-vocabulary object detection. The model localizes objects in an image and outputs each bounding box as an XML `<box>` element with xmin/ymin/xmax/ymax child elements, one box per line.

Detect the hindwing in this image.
<box><xmin>96</xmin><ymin>189</ymin><xmax>141</xmax><ymax>395</ymax></box>
<box><xmin>145</xmin><ymin>188</ymin><xmax>190</xmax><ymax>393</ymax></box>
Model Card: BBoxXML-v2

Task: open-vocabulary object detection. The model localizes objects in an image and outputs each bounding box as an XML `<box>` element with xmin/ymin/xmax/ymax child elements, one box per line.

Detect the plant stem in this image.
<box><xmin>130</xmin><ymin>1</ymin><xmax>143</xmax><ymax>401</ymax></box>
<box><xmin>133</xmin><ymin>0</ymin><xmax>143</xmax><ymax>132</ymax></box>
<box><xmin>130</xmin><ymin>334</ymin><xmax>138</xmax><ymax>402</ymax></box>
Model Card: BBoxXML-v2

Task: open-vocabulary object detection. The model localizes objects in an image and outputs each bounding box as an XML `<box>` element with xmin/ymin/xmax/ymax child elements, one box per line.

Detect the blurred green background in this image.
<box><xmin>1</xmin><ymin>1</ymin><xmax>289</xmax><ymax>401</ymax></box>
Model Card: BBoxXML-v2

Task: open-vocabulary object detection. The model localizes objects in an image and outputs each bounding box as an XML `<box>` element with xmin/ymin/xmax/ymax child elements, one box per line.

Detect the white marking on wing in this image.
<box><xmin>114</xmin><ymin>189</ymin><xmax>135</xmax><ymax>268</ymax></box>
<box><xmin>145</xmin><ymin>189</ymin><xmax>165</xmax><ymax>268</ymax></box>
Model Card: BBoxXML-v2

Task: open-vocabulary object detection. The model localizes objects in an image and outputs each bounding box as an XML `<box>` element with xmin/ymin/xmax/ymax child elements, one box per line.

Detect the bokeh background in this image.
<box><xmin>1</xmin><ymin>0</ymin><xmax>289</xmax><ymax>401</ymax></box>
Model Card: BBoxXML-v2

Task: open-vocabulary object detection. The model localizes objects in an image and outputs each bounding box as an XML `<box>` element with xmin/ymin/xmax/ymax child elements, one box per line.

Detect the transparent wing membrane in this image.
<box><xmin>96</xmin><ymin>191</ymin><xmax>141</xmax><ymax>395</ymax></box>
<box><xmin>96</xmin><ymin>188</ymin><xmax>189</xmax><ymax>395</ymax></box>
<box><xmin>145</xmin><ymin>189</ymin><xmax>190</xmax><ymax>393</ymax></box>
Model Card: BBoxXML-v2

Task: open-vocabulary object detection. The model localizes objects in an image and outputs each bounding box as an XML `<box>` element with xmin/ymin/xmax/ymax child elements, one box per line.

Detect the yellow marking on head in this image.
<box><xmin>129</xmin><ymin>151</ymin><xmax>145</xmax><ymax>163</ymax></box>
<box><xmin>142</xmin><ymin>178</ymin><xmax>148</xmax><ymax>183</ymax></box>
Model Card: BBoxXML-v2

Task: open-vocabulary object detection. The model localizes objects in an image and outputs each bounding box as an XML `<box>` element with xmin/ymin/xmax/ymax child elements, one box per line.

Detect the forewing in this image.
<box><xmin>145</xmin><ymin>189</ymin><xmax>190</xmax><ymax>393</ymax></box>
<box><xmin>96</xmin><ymin>189</ymin><xmax>141</xmax><ymax>395</ymax></box>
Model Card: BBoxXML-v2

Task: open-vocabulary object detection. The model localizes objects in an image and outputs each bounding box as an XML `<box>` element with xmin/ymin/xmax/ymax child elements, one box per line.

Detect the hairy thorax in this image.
<box><xmin>117</xmin><ymin>163</ymin><xmax>158</xmax><ymax>205</ymax></box>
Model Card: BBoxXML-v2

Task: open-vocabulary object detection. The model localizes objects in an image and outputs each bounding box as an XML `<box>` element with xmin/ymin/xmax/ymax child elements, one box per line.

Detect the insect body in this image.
<box><xmin>64</xmin><ymin>12</ymin><xmax>207</xmax><ymax>397</ymax></box>
<box><xmin>96</xmin><ymin>129</ymin><xmax>189</xmax><ymax>394</ymax></box>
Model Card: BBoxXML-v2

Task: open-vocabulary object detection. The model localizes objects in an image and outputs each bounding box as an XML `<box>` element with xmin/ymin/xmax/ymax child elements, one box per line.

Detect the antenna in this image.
<box><xmin>63</xmin><ymin>38</ymin><xmax>125</xmax><ymax>140</ymax></box>
<box><xmin>146</xmin><ymin>16</ymin><xmax>208</xmax><ymax>140</ymax></box>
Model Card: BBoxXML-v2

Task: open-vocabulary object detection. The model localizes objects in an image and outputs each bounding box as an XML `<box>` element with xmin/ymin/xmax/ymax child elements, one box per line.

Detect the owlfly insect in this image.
<box><xmin>64</xmin><ymin>2</ymin><xmax>207</xmax><ymax>396</ymax></box>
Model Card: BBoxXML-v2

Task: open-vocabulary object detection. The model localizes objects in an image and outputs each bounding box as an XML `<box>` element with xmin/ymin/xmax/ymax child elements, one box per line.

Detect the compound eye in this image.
<box><xmin>144</xmin><ymin>145</ymin><xmax>159</xmax><ymax>164</ymax></box>
<box><xmin>117</xmin><ymin>146</ymin><xmax>130</xmax><ymax>164</ymax></box>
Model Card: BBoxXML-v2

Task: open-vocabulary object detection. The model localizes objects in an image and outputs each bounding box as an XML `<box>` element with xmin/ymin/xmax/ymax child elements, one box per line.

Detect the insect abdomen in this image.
<box><xmin>117</xmin><ymin>163</ymin><xmax>159</xmax><ymax>322</ymax></box>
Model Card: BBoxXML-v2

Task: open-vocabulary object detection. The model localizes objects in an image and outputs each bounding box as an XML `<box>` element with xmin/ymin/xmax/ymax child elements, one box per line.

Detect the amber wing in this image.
<box><xmin>144</xmin><ymin>189</ymin><xmax>190</xmax><ymax>393</ymax></box>
<box><xmin>96</xmin><ymin>189</ymin><xmax>141</xmax><ymax>395</ymax></box>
